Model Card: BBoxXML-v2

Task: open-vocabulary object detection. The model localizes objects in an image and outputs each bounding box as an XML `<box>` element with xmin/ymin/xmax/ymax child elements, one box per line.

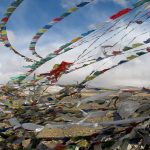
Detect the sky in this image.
<box><xmin>0</xmin><ymin>0</ymin><xmax>150</xmax><ymax>88</ymax></box>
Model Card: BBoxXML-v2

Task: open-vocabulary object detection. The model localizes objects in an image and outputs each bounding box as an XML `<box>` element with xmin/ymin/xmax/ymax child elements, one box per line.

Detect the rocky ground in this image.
<box><xmin>0</xmin><ymin>90</ymin><xmax>150</xmax><ymax>150</ymax></box>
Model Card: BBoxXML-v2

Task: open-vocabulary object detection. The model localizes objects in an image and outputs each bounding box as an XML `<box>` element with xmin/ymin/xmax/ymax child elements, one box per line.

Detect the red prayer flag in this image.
<box><xmin>1</xmin><ymin>17</ymin><xmax>9</xmax><ymax>23</ymax></box>
<box><xmin>146</xmin><ymin>47</ymin><xmax>150</xmax><ymax>52</ymax></box>
<box><xmin>54</xmin><ymin>49</ymin><xmax>62</xmax><ymax>54</ymax></box>
<box><xmin>33</xmin><ymin>35</ymin><xmax>40</xmax><ymax>39</ymax></box>
<box><xmin>53</xmin><ymin>17</ymin><xmax>63</xmax><ymax>22</ymax></box>
<box><xmin>112</xmin><ymin>51</ymin><xmax>122</xmax><ymax>55</ymax></box>
<box><xmin>110</xmin><ymin>8</ymin><xmax>132</xmax><ymax>20</ymax></box>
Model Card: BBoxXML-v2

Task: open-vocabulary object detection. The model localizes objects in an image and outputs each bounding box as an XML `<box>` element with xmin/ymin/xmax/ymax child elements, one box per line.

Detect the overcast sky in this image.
<box><xmin>0</xmin><ymin>0</ymin><xmax>150</xmax><ymax>88</ymax></box>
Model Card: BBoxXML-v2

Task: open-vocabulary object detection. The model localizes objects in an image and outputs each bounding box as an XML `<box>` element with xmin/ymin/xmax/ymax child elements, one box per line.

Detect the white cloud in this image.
<box><xmin>1</xmin><ymin>20</ymin><xmax>150</xmax><ymax>87</ymax></box>
<box><xmin>60</xmin><ymin>0</ymin><xmax>95</xmax><ymax>8</ymax></box>
<box><xmin>61</xmin><ymin>0</ymin><xmax>128</xmax><ymax>9</ymax></box>
<box><xmin>113</xmin><ymin>0</ymin><xmax>128</xmax><ymax>7</ymax></box>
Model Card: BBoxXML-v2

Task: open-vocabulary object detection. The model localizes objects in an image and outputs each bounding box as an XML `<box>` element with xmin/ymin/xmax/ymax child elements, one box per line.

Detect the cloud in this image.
<box><xmin>113</xmin><ymin>0</ymin><xmax>128</xmax><ymax>7</ymax></box>
<box><xmin>89</xmin><ymin>54</ymin><xmax>150</xmax><ymax>88</ymax></box>
<box><xmin>61</xmin><ymin>1</ymin><xmax>83</xmax><ymax>8</ymax></box>
<box><xmin>60</xmin><ymin>0</ymin><xmax>128</xmax><ymax>9</ymax></box>
<box><xmin>58</xmin><ymin>52</ymin><xmax>150</xmax><ymax>89</ymax></box>
<box><xmin>0</xmin><ymin>29</ymin><xmax>73</xmax><ymax>84</ymax></box>
<box><xmin>0</xmin><ymin>49</ymin><xmax>25</xmax><ymax>83</ymax></box>
<box><xmin>60</xmin><ymin>0</ymin><xmax>95</xmax><ymax>8</ymax></box>
<box><xmin>1</xmin><ymin>19</ymin><xmax>150</xmax><ymax>87</ymax></box>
